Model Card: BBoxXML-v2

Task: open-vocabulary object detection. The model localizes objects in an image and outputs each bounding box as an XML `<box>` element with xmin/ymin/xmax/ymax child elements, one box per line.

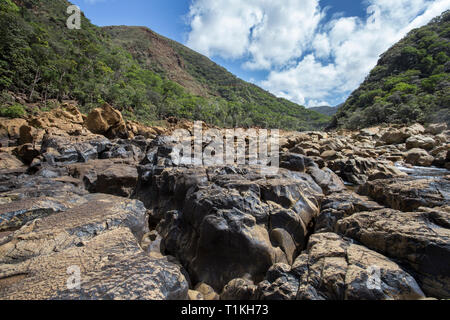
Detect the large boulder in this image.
<box><xmin>405</xmin><ymin>135</ymin><xmax>437</xmax><ymax>151</ymax></box>
<box><xmin>85</xmin><ymin>104</ymin><xmax>129</xmax><ymax>139</ymax></box>
<box><xmin>337</xmin><ymin>207</ymin><xmax>450</xmax><ymax>299</ymax></box>
<box><xmin>256</xmin><ymin>233</ymin><xmax>425</xmax><ymax>300</ymax></box>
<box><xmin>68</xmin><ymin>159</ymin><xmax>138</xmax><ymax>197</ymax></box>
<box><xmin>137</xmin><ymin>162</ymin><xmax>323</xmax><ymax>292</ymax></box>
<box><xmin>405</xmin><ymin>148</ymin><xmax>434</xmax><ymax>167</ymax></box>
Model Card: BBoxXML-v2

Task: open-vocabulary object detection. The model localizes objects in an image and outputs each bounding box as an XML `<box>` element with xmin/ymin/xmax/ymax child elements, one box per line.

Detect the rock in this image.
<box><xmin>328</xmin><ymin>156</ymin><xmax>406</xmax><ymax>185</ymax></box>
<box><xmin>406</xmin><ymin>135</ymin><xmax>436</xmax><ymax>151</ymax></box>
<box><xmin>0</xmin><ymin>118</ymin><xmax>28</xmax><ymax>142</ymax></box>
<box><xmin>13</xmin><ymin>144</ymin><xmax>39</xmax><ymax>165</ymax></box>
<box><xmin>85</xmin><ymin>104</ymin><xmax>129</xmax><ymax>139</ymax></box>
<box><xmin>18</xmin><ymin>125</ymin><xmax>36</xmax><ymax>145</ymax></box>
<box><xmin>0</xmin><ymin>152</ymin><xmax>24</xmax><ymax>170</ymax></box>
<box><xmin>188</xmin><ymin>290</ymin><xmax>204</xmax><ymax>300</ymax></box>
<box><xmin>95</xmin><ymin>164</ymin><xmax>138</xmax><ymax>197</ymax></box>
<box><xmin>0</xmin><ymin>228</ymin><xmax>189</xmax><ymax>300</ymax></box>
<box><xmin>0</xmin><ymin>193</ymin><xmax>149</xmax><ymax>264</ymax></box>
<box><xmin>337</xmin><ymin>208</ymin><xmax>450</xmax><ymax>299</ymax></box>
<box><xmin>315</xmin><ymin>191</ymin><xmax>384</xmax><ymax>233</ymax></box>
<box><xmin>358</xmin><ymin>177</ymin><xmax>449</xmax><ymax>212</ymax></box>
<box><xmin>221</xmin><ymin>278</ymin><xmax>257</xmax><ymax>300</ymax></box>
<box><xmin>380</xmin><ymin>129</ymin><xmax>410</xmax><ymax>145</ymax></box>
<box><xmin>144</xmin><ymin>163</ymin><xmax>322</xmax><ymax>291</ymax></box>
<box><xmin>195</xmin><ymin>283</ymin><xmax>219</xmax><ymax>300</ymax></box>
<box><xmin>405</xmin><ymin>148</ymin><xmax>434</xmax><ymax>167</ymax></box>
<box><xmin>307</xmin><ymin>166</ymin><xmax>346</xmax><ymax>195</ymax></box>
<box><xmin>257</xmin><ymin>233</ymin><xmax>425</xmax><ymax>300</ymax></box>
<box><xmin>320</xmin><ymin>150</ymin><xmax>338</xmax><ymax>160</ymax></box>
<box><xmin>426</xmin><ymin>123</ymin><xmax>447</xmax><ymax>135</ymax></box>
<box><xmin>41</xmin><ymin>132</ymin><xmax>110</xmax><ymax>166</ymax></box>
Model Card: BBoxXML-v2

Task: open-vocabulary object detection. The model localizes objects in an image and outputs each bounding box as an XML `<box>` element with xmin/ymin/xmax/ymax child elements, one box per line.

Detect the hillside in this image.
<box><xmin>331</xmin><ymin>11</ymin><xmax>450</xmax><ymax>129</ymax></box>
<box><xmin>309</xmin><ymin>105</ymin><xmax>339</xmax><ymax>117</ymax></box>
<box><xmin>0</xmin><ymin>0</ymin><xmax>330</xmax><ymax>131</ymax></box>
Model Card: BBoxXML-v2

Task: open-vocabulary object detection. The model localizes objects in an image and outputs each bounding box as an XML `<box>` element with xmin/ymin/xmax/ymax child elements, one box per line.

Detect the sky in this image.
<box><xmin>71</xmin><ymin>0</ymin><xmax>450</xmax><ymax>107</ymax></box>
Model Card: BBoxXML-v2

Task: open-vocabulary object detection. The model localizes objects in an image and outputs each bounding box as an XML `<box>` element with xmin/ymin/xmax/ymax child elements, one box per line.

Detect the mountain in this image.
<box><xmin>331</xmin><ymin>11</ymin><xmax>450</xmax><ymax>130</ymax></box>
<box><xmin>309</xmin><ymin>105</ymin><xmax>339</xmax><ymax>117</ymax></box>
<box><xmin>0</xmin><ymin>0</ymin><xmax>330</xmax><ymax>131</ymax></box>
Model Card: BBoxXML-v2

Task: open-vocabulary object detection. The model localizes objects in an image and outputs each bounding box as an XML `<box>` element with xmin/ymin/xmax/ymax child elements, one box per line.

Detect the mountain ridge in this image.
<box><xmin>0</xmin><ymin>0</ymin><xmax>330</xmax><ymax>131</ymax></box>
<box><xmin>331</xmin><ymin>10</ymin><xmax>450</xmax><ymax>129</ymax></box>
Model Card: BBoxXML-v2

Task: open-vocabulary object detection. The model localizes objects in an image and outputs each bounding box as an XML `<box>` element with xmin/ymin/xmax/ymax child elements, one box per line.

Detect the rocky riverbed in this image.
<box><xmin>0</xmin><ymin>104</ymin><xmax>448</xmax><ymax>300</ymax></box>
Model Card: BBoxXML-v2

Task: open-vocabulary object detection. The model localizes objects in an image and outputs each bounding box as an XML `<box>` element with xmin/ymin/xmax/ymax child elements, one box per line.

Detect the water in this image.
<box><xmin>395</xmin><ymin>163</ymin><xmax>449</xmax><ymax>179</ymax></box>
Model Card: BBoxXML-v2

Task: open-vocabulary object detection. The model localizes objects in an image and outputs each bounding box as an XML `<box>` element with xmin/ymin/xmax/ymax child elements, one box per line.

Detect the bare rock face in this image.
<box><xmin>337</xmin><ymin>207</ymin><xmax>450</xmax><ymax>299</ymax></box>
<box><xmin>358</xmin><ymin>177</ymin><xmax>449</xmax><ymax>211</ymax></box>
<box><xmin>0</xmin><ymin>152</ymin><xmax>24</xmax><ymax>170</ymax></box>
<box><xmin>68</xmin><ymin>159</ymin><xmax>138</xmax><ymax>197</ymax></box>
<box><xmin>85</xmin><ymin>104</ymin><xmax>129</xmax><ymax>139</ymax></box>
<box><xmin>0</xmin><ymin>228</ymin><xmax>188</xmax><ymax>300</ymax></box>
<box><xmin>0</xmin><ymin>194</ymin><xmax>189</xmax><ymax>300</ymax></box>
<box><xmin>256</xmin><ymin>233</ymin><xmax>425</xmax><ymax>300</ymax></box>
<box><xmin>137</xmin><ymin>156</ymin><xmax>323</xmax><ymax>291</ymax></box>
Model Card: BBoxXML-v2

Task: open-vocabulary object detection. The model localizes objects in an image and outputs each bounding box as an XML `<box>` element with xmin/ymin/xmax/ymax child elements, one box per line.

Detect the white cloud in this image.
<box><xmin>185</xmin><ymin>0</ymin><xmax>450</xmax><ymax>107</ymax></box>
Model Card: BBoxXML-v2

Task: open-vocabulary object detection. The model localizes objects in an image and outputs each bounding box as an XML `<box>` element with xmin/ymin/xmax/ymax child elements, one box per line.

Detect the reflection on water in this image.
<box><xmin>395</xmin><ymin>163</ymin><xmax>449</xmax><ymax>179</ymax></box>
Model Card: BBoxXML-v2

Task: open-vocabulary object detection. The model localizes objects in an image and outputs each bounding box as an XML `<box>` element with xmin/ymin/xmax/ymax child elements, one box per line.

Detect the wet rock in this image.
<box><xmin>337</xmin><ymin>207</ymin><xmax>450</xmax><ymax>299</ymax></box>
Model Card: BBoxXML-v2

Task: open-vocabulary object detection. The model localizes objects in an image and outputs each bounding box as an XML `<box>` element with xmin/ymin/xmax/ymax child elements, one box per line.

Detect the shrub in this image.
<box><xmin>0</xmin><ymin>104</ymin><xmax>27</xmax><ymax>118</ymax></box>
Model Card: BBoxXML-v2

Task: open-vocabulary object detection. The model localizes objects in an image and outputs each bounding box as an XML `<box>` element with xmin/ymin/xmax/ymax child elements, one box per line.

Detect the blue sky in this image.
<box><xmin>72</xmin><ymin>0</ymin><xmax>450</xmax><ymax>107</ymax></box>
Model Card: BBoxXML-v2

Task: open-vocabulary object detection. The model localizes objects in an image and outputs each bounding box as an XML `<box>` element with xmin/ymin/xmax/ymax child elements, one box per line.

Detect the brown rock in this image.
<box><xmin>85</xmin><ymin>104</ymin><xmax>129</xmax><ymax>139</ymax></box>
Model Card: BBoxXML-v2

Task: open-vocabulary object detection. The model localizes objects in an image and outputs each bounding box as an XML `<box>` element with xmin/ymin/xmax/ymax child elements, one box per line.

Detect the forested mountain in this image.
<box><xmin>331</xmin><ymin>11</ymin><xmax>450</xmax><ymax>129</ymax></box>
<box><xmin>0</xmin><ymin>0</ymin><xmax>330</xmax><ymax>130</ymax></box>
<box><xmin>309</xmin><ymin>105</ymin><xmax>339</xmax><ymax>117</ymax></box>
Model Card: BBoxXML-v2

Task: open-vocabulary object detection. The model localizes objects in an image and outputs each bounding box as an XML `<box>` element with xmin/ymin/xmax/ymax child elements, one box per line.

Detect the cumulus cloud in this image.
<box><xmin>186</xmin><ymin>0</ymin><xmax>450</xmax><ymax>106</ymax></box>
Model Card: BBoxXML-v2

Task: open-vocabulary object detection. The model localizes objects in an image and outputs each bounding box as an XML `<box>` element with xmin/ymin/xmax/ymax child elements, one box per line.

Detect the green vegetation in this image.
<box><xmin>0</xmin><ymin>104</ymin><xmax>27</xmax><ymax>118</ymax></box>
<box><xmin>332</xmin><ymin>11</ymin><xmax>450</xmax><ymax>129</ymax></box>
<box><xmin>0</xmin><ymin>0</ymin><xmax>330</xmax><ymax>130</ymax></box>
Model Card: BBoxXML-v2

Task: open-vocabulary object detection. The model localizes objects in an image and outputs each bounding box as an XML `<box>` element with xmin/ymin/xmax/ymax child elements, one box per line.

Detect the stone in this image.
<box><xmin>195</xmin><ymin>283</ymin><xmax>219</xmax><ymax>300</ymax></box>
<box><xmin>13</xmin><ymin>144</ymin><xmax>39</xmax><ymax>165</ymax></box>
<box><xmin>405</xmin><ymin>135</ymin><xmax>436</xmax><ymax>151</ymax></box>
<box><xmin>221</xmin><ymin>278</ymin><xmax>257</xmax><ymax>300</ymax></box>
<box><xmin>85</xmin><ymin>104</ymin><xmax>129</xmax><ymax>139</ymax></box>
<box><xmin>380</xmin><ymin>129</ymin><xmax>410</xmax><ymax>145</ymax></box>
<box><xmin>0</xmin><ymin>193</ymin><xmax>149</xmax><ymax>264</ymax></box>
<box><xmin>426</xmin><ymin>123</ymin><xmax>447</xmax><ymax>135</ymax></box>
<box><xmin>320</xmin><ymin>150</ymin><xmax>338</xmax><ymax>160</ymax></box>
<box><xmin>358</xmin><ymin>177</ymin><xmax>449</xmax><ymax>211</ymax></box>
<box><xmin>337</xmin><ymin>208</ymin><xmax>450</xmax><ymax>299</ymax></box>
<box><xmin>405</xmin><ymin>148</ymin><xmax>434</xmax><ymax>167</ymax></box>
<box><xmin>0</xmin><ymin>228</ymin><xmax>189</xmax><ymax>300</ymax></box>
<box><xmin>0</xmin><ymin>152</ymin><xmax>24</xmax><ymax>170</ymax></box>
<box><xmin>257</xmin><ymin>233</ymin><xmax>425</xmax><ymax>300</ymax></box>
